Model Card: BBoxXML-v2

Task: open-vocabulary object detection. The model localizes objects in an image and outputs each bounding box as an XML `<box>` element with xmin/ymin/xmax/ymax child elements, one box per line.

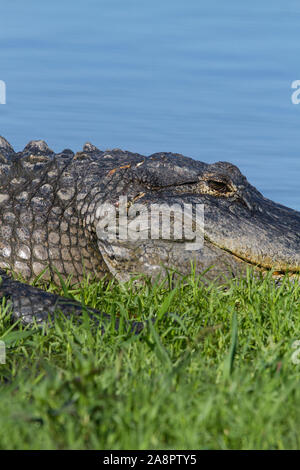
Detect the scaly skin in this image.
<box><xmin>0</xmin><ymin>136</ymin><xmax>299</xmax><ymax>326</ymax></box>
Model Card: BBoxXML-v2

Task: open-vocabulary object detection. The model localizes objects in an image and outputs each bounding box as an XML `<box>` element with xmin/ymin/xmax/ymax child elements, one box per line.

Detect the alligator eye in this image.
<box><xmin>206</xmin><ymin>179</ymin><xmax>231</xmax><ymax>194</ymax></box>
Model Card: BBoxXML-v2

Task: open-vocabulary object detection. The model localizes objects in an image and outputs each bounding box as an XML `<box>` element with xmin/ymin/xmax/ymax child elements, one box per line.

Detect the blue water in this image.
<box><xmin>0</xmin><ymin>0</ymin><xmax>300</xmax><ymax>210</ymax></box>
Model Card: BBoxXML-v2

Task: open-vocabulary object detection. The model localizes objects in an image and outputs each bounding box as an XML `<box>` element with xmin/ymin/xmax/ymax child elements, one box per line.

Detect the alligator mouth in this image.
<box><xmin>230</xmin><ymin>252</ymin><xmax>300</xmax><ymax>277</ymax></box>
<box><xmin>206</xmin><ymin>237</ymin><xmax>300</xmax><ymax>277</ymax></box>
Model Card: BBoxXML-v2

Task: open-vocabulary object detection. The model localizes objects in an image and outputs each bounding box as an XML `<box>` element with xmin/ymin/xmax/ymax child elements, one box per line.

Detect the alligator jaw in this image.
<box><xmin>202</xmin><ymin>193</ymin><xmax>300</xmax><ymax>277</ymax></box>
<box><xmin>207</xmin><ymin>240</ymin><xmax>300</xmax><ymax>278</ymax></box>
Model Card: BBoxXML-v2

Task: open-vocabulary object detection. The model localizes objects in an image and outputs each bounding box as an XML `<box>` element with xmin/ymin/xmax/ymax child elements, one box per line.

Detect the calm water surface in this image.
<box><xmin>0</xmin><ymin>0</ymin><xmax>300</xmax><ymax>209</ymax></box>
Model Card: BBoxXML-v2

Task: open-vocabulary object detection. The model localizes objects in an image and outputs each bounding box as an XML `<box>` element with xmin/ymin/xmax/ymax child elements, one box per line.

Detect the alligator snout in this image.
<box><xmin>204</xmin><ymin>190</ymin><xmax>300</xmax><ymax>275</ymax></box>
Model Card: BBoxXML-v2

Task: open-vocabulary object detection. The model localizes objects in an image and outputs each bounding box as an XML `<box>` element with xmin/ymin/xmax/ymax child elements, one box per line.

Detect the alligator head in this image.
<box><xmin>0</xmin><ymin>137</ymin><xmax>299</xmax><ymax>285</ymax></box>
<box><xmin>92</xmin><ymin>152</ymin><xmax>300</xmax><ymax>282</ymax></box>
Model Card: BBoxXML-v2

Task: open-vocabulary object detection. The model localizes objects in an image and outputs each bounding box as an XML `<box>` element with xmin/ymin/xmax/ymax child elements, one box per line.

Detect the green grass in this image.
<box><xmin>0</xmin><ymin>269</ymin><xmax>300</xmax><ymax>449</ymax></box>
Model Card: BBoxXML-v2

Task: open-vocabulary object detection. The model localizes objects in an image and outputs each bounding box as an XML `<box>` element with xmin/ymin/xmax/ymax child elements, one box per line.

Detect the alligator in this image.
<box><xmin>0</xmin><ymin>136</ymin><xmax>299</xmax><ymax>327</ymax></box>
